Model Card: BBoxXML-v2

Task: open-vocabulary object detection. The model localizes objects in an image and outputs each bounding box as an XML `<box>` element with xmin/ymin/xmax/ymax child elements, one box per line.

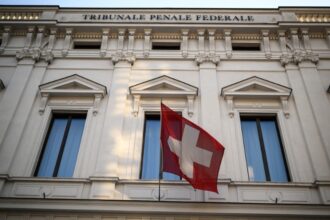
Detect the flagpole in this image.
<box><xmin>158</xmin><ymin>98</ymin><xmax>163</xmax><ymax>202</ymax></box>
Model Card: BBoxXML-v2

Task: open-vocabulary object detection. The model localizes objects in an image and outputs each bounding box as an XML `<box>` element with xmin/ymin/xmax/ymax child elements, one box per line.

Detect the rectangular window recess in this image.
<box><xmin>140</xmin><ymin>113</ymin><xmax>181</xmax><ymax>181</ymax></box>
<box><xmin>152</xmin><ymin>42</ymin><xmax>181</xmax><ymax>50</ymax></box>
<box><xmin>232</xmin><ymin>42</ymin><xmax>260</xmax><ymax>51</ymax></box>
<box><xmin>240</xmin><ymin>115</ymin><xmax>290</xmax><ymax>183</ymax></box>
<box><xmin>34</xmin><ymin>112</ymin><xmax>87</xmax><ymax>178</ymax></box>
<box><xmin>73</xmin><ymin>41</ymin><xmax>101</xmax><ymax>50</ymax></box>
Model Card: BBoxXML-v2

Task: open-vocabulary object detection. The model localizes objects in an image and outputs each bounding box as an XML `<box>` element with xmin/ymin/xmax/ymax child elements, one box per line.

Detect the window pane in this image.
<box><xmin>241</xmin><ymin>120</ymin><xmax>266</xmax><ymax>181</ymax></box>
<box><xmin>36</xmin><ymin>118</ymin><xmax>68</xmax><ymax>177</ymax></box>
<box><xmin>141</xmin><ymin>118</ymin><xmax>160</xmax><ymax>180</ymax></box>
<box><xmin>141</xmin><ymin>116</ymin><xmax>180</xmax><ymax>180</ymax></box>
<box><xmin>57</xmin><ymin>117</ymin><xmax>86</xmax><ymax>177</ymax></box>
<box><xmin>260</xmin><ymin>120</ymin><xmax>289</xmax><ymax>182</ymax></box>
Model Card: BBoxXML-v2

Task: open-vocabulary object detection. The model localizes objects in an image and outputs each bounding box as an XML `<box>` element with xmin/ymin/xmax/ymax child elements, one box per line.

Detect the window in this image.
<box><xmin>35</xmin><ymin>113</ymin><xmax>86</xmax><ymax>177</ymax></box>
<box><xmin>240</xmin><ymin>116</ymin><xmax>290</xmax><ymax>182</ymax></box>
<box><xmin>73</xmin><ymin>41</ymin><xmax>101</xmax><ymax>50</ymax></box>
<box><xmin>140</xmin><ymin>114</ymin><xmax>180</xmax><ymax>180</ymax></box>
<box><xmin>232</xmin><ymin>42</ymin><xmax>260</xmax><ymax>51</ymax></box>
<box><xmin>152</xmin><ymin>42</ymin><xmax>181</xmax><ymax>50</ymax></box>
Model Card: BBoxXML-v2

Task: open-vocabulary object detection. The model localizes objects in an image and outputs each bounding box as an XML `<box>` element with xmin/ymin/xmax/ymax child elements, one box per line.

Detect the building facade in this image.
<box><xmin>0</xmin><ymin>6</ymin><xmax>330</xmax><ymax>219</ymax></box>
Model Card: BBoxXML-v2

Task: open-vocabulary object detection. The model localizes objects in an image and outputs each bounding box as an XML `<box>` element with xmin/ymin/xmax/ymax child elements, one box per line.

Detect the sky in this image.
<box><xmin>0</xmin><ymin>0</ymin><xmax>330</xmax><ymax>8</ymax></box>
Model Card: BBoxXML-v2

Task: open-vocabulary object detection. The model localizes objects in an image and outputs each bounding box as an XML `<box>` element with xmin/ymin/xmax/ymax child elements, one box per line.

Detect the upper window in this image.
<box><xmin>240</xmin><ymin>115</ymin><xmax>290</xmax><ymax>182</ymax></box>
<box><xmin>152</xmin><ymin>42</ymin><xmax>181</xmax><ymax>50</ymax></box>
<box><xmin>232</xmin><ymin>42</ymin><xmax>260</xmax><ymax>51</ymax></box>
<box><xmin>140</xmin><ymin>114</ymin><xmax>180</xmax><ymax>180</ymax></box>
<box><xmin>34</xmin><ymin>113</ymin><xmax>86</xmax><ymax>177</ymax></box>
<box><xmin>73</xmin><ymin>41</ymin><xmax>101</xmax><ymax>50</ymax></box>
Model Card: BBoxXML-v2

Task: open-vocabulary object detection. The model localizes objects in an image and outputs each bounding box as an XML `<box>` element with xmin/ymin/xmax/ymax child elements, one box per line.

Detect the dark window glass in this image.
<box><xmin>73</xmin><ymin>42</ymin><xmax>101</xmax><ymax>49</ymax></box>
<box><xmin>35</xmin><ymin>113</ymin><xmax>86</xmax><ymax>177</ymax></box>
<box><xmin>232</xmin><ymin>43</ymin><xmax>260</xmax><ymax>51</ymax></box>
<box><xmin>240</xmin><ymin>116</ymin><xmax>289</xmax><ymax>182</ymax></box>
<box><xmin>152</xmin><ymin>42</ymin><xmax>181</xmax><ymax>50</ymax></box>
<box><xmin>141</xmin><ymin>114</ymin><xmax>180</xmax><ymax>180</ymax></box>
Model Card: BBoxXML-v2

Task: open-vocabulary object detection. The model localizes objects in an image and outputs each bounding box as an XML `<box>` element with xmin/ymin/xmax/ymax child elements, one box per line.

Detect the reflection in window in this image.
<box><xmin>35</xmin><ymin>113</ymin><xmax>86</xmax><ymax>177</ymax></box>
<box><xmin>140</xmin><ymin>114</ymin><xmax>180</xmax><ymax>180</ymax></box>
<box><xmin>240</xmin><ymin>116</ymin><xmax>290</xmax><ymax>182</ymax></box>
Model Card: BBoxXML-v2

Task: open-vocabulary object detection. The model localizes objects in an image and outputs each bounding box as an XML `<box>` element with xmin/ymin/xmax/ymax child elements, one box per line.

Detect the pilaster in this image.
<box><xmin>283</xmin><ymin>62</ymin><xmax>330</xmax><ymax>181</ymax></box>
<box><xmin>298</xmin><ymin>61</ymin><xmax>330</xmax><ymax>163</ymax></box>
<box><xmin>0</xmin><ymin>59</ymin><xmax>36</xmax><ymax>174</ymax></box>
<box><xmin>4</xmin><ymin>61</ymin><xmax>48</xmax><ymax>175</ymax></box>
<box><xmin>95</xmin><ymin>59</ymin><xmax>134</xmax><ymax>177</ymax></box>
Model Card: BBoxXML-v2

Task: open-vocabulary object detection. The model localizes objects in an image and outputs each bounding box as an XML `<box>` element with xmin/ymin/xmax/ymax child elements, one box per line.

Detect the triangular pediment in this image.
<box><xmin>129</xmin><ymin>75</ymin><xmax>198</xmax><ymax>97</ymax></box>
<box><xmin>39</xmin><ymin>74</ymin><xmax>107</xmax><ymax>97</ymax></box>
<box><xmin>221</xmin><ymin>76</ymin><xmax>292</xmax><ymax>98</ymax></box>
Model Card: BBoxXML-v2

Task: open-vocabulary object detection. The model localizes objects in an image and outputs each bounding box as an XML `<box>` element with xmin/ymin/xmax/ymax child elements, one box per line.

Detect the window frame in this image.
<box><xmin>240</xmin><ymin>114</ymin><xmax>291</xmax><ymax>182</ymax></box>
<box><xmin>34</xmin><ymin>112</ymin><xmax>87</xmax><ymax>177</ymax></box>
<box><xmin>30</xmin><ymin>105</ymin><xmax>93</xmax><ymax>178</ymax></box>
<box><xmin>139</xmin><ymin>112</ymin><xmax>182</xmax><ymax>181</ymax></box>
<box><xmin>234</xmin><ymin>108</ymin><xmax>294</xmax><ymax>182</ymax></box>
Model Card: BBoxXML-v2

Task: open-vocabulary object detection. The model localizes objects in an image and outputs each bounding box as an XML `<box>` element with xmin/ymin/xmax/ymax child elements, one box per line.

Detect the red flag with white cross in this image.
<box><xmin>160</xmin><ymin>103</ymin><xmax>225</xmax><ymax>193</ymax></box>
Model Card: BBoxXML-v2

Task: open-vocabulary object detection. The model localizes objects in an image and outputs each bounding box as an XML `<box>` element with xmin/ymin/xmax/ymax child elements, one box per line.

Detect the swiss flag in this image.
<box><xmin>161</xmin><ymin>103</ymin><xmax>225</xmax><ymax>193</ymax></box>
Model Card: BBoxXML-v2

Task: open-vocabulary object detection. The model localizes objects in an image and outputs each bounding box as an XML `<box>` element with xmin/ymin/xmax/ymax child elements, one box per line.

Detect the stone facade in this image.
<box><xmin>0</xmin><ymin>6</ymin><xmax>330</xmax><ymax>219</ymax></box>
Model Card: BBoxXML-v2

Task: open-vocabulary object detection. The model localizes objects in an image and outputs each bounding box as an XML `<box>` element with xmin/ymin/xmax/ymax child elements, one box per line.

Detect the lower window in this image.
<box><xmin>140</xmin><ymin>114</ymin><xmax>180</xmax><ymax>180</ymax></box>
<box><xmin>240</xmin><ymin>115</ymin><xmax>290</xmax><ymax>182</ymax></box>
<box><xmin>34</xmin><ymin>113</ymin><xmax>86</xmax><ymax>177</ymax></box>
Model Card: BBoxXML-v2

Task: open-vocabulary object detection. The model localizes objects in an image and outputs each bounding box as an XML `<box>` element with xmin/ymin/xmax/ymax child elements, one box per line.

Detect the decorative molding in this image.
<box><xmin>261</xmin><ymin>30</ymin><xmax>271</xmax><ymax>59</ymax></box>
<box><xmin>195</xmin><ymin>53</ymin><xmax>220</xmax><ymax>66</ymax></box>
<box><xmin>73</xmin><ymin>32</ymin><xmax>102</xmax><ymax>39</ymax></box>
<box><xmin>16</xmin><ymin>48</ymin><xmax>54</xmax><ymax>63</ymax></box>
<box><xmin>301</xmin><ymin>28</ymin><xmax>312</xmax><ymax>54</ymax></box>
<box><xmin>208</xmin><ymin>29</ymin><xmax>216</xmax><ymax>55</ymax></box>
<box><xmin>181</xmin><ymin>29</ymin><xmax>189</xmax><ymax>58</ymax></box>
<box><xmin>280</xmin><ymin>52</ymin><xmax>319</xmax><ymax>66</ymax></box>
<box><xmin>326</xmin><ymin>28</ymin><xmax>330</xmax><ymax>49</ymax></box>
<box><xmin>223</xmin><ymin>29</ymin><xmax>232</xmax><ymax>58</ymax></box>
<box><xmin>127</xmin><ymin>29</ymin><xmax>136</xmax><ymax>54</ymax></box>
<box><xmin>39</xmin><ymin>74</ymin><xmax>107</xmax><ymax>115</ymax></box>
<box><xmin>221</xmin><ymin>76</ymin><xmax>292</xmax><ymax>118</ymax></box>
<box><xmin>231</xmin><ymin>33</ymin><xmax>261</xmax><ymax>40</ymax></box>
<box><xmin>62</xmin><ymin>28</ymin><xmax>73</xmax><ymax>56</ymax></box>
<box><xmin>0</xmin><ymin>12</ymin><xmax>40</xmax><ymax>20</ymax></box>
<box><xmin>129</xmin><ymin>75</ymin><xmax>198</xmax><ymax>117</ymax></box>
<box><xmin>100</xmin><ymin>28</ymin><xmax>110</xmax><ymax>57</ymax></box>
<box><xmin>197</xmin><ymin>29</ymin><xmax>205</xmax><ymax>54</ymax></box>
<box><xmin>0</xmin><ymin>26</ymin><xmax>11</xmax><ymax>53</ymax></box>
<box><xmin>143</xmin><ymin>29</ymin><xmax>152</xmax><ymax>57</ymax></box>
<box><xmin>278</xmin><ymin>30</ymin><xmax>288</xmax><ymax>55</ymax></box>
<box><xmin>117</xmin><ymin>28</ymin><xmax>126</xmax><ymax>54</ymax></box>
<box><xmin>111</xmin><ymin>52</ymin><xmax>135</xmax><ymax>65</ymax></box>
<box><xmin>151</xmin><ymin>33</ymin><xmax>181</xmax><ymax>40</ymax></box>
<box><xmin>296</xmin><ymin>13</ymin><xmax>330</xmax><ymax>22</ymax></box>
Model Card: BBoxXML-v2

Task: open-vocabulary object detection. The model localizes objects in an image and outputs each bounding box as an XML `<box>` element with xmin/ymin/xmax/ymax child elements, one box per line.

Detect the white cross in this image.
<box><xmin>167</xmin><ymin>124</ymin><xmax>213</xmax><ymax>178</ymax></box>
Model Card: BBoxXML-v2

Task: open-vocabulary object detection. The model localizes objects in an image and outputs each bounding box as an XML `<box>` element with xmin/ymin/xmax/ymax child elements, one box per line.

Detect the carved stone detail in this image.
<box><xmin>223</xmin><ymin>29</ymin><xmax>232</xmax><ymax>58</ymax></box>
<box><xmin>261</xmin><ymin>30</ymin><xmax>271</xmax><ymax>59</ymax></box>
<box><xmin>280</xmin><ymin>52</ymin><xmax>319</xmax><ymax>66</ymax></box>
<box><xmin>16</xmin><ymin>48</ymin><xmax>54</xmax><ymax>63</ymax></box>
<box><xmin>181</xmin><ymin>29</ymin><xmax>189</xmax><ymax>58</ymax></box>
<box><xmin>100</xmin><ymin>28</ymin><xmax>109</xmax><ymax>57</ymax></box>
<box><xmin>143</xmin><ymin>29</ymin><xmax>152</xmax><ymax>57</ymax></box>
<box><xmin>62</xmin><ymin>28</ymin><xmax>73</xmax><ymax>56</ymax></box>
<box><xmin>0</xmin><ymin>26</ymin><xmax>11</xmax><ymax>53</ymax></box>
<box><xmin>111</xmin><ymin>52</ymin><xmax>135</xmax><ymax>65</ymax></box>
<box><xmin>195</xmin><ymin>53</ymin><xmax>220</xmax><ymax>65</ymax></box>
